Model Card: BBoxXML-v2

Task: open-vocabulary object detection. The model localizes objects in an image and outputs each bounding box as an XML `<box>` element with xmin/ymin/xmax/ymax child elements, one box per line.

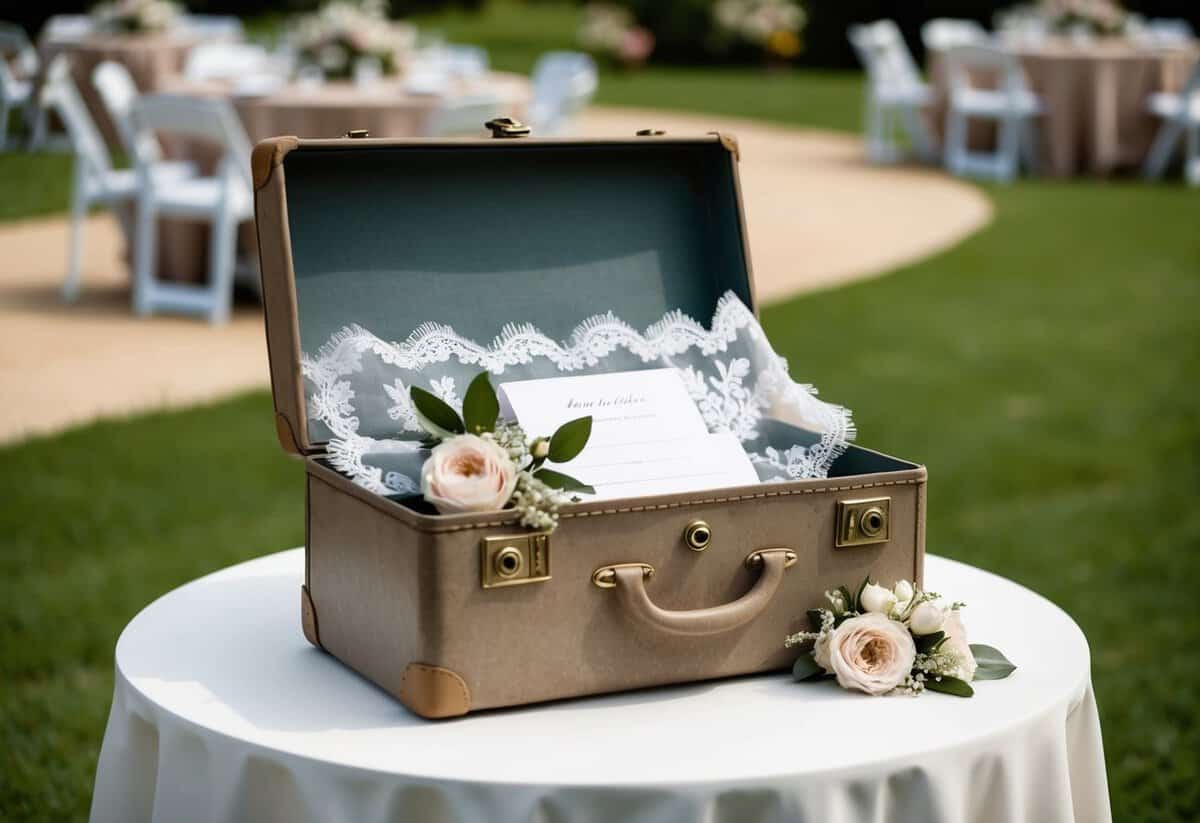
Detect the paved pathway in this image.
<box><xmin>0</xmin><ymin>107</ymin><xmax>991</xmax><ymax>444</ymax></box>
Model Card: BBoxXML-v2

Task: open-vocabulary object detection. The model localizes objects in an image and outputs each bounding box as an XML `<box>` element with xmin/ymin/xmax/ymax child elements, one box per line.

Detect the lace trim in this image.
<box><xmin>301</xmin><ymin>292</ymin><xmax>855</xmax><ymax>497</ymax></box>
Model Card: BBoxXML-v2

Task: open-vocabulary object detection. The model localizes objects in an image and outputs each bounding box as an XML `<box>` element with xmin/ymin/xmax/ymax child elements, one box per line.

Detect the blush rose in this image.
<box><xmin>827</xmin><ymin>612</ymin><xmax>916</xmax><ymax>695</ymax></box>
<box><xmin>941</xmin><ymin>610</ymin><xmax>978</xmax><ymax>681</ymax></box>
<box><xmin>421</xmin><ymin>434</ymin><xmax>518</xmax><ymax>514</ymax></box>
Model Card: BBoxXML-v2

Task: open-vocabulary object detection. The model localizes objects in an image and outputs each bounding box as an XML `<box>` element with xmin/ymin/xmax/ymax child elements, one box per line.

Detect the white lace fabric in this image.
<box><xmin>301</xmin><ymin>292</ymin><xmax>855</xmax><ymax>498</ymax></box>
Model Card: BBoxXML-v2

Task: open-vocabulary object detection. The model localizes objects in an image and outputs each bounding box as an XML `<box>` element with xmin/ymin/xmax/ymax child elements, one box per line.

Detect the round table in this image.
<box><xmin>40</xmin><ymin>32</ymin><xmax>210</xmax><ymax>146</ymax></box>
<box><xmin>150</xmin><ymin>72</ymin><xmax>531</xmax><ymax>284</ymax></box>
<box><xmin>88</xmin><ymin>550</ymin><xmax>1111</xmax><ymax>823</ymax></box>
<box><xmin>929</xmin><ymin>37</ymin><xmax>1199</xmax><ymax>177</ymax></box>
<box><xmin>159</xmin><ymin>72</ymin><xmax>532</xmax><ymax>143</ymax></box>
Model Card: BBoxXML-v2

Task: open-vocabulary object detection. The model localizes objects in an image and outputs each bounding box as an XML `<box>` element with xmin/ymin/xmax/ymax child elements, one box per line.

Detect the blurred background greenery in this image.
<box><xmin>1</xmin><ymin>1</ymin><xmax>1198</xmax><ymax>821</ymax></box>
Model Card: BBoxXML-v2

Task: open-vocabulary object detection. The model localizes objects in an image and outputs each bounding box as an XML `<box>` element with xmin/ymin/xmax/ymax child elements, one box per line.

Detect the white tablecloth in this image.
<box><xmin>89</xmin><ymin>550</ymin><xmax>1111</xmax><ymax>823</ymax></box>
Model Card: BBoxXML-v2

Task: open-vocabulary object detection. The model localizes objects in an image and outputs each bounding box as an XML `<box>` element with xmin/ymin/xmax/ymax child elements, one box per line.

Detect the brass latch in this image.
<box><xmin>345</xmin><ymin>129</ymin><xmax>369</xmax><ymax>138</ymax></box>
<box><xmin>835</xmin><ymin>497</ymin><xmax>891</xmax><ymax>548</ymax></box>
<box><xmin>485</xmin><ymin>117</ymin><xmax>531</xmax><ymax>138</ymax></box>
<box><xmin>481</xmin><ymin>532</ymin><xmax>551</xmax><ymax>588</ymax></box>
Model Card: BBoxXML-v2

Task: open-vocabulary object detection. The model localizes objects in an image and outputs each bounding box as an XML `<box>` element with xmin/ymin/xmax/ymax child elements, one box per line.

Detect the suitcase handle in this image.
<box><xmin>593</xmin><ymin>548</ymin><xmax>796</xmax><ymax>637</ymax></box>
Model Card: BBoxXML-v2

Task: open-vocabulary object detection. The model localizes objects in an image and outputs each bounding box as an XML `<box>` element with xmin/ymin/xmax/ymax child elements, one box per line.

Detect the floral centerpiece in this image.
<box><xmin>786</xmin><ymin>577</ymin><xmax>1016</xmax><ymax>697</ymax></box>
<box><xmin>1036</xmin><ymin>0</ymin><xmax>1127</xmax><ymax>36</ymax></box>
<box><xmin>291</xmin><ymin>0</ymin><xmax>417</xmax><ymax>80</ymax></box>
<box><xmin>712</xmin><ymin>0</ymin><xmax>807</xmax><ymax>62</ymax></box>
<box><xmin>578</xmin><ymin>4</ymin><xmax>656</xmax><ymax>68</ymax></box>
<box><xmin>91</xmin><ymin>0</ymin><xmax>181</xmax><ymax>34</ymax></box>
<box><xmin>409</xmin><ymin>371</ymin><xmax>594</xmax><ymax>531</ymax></box>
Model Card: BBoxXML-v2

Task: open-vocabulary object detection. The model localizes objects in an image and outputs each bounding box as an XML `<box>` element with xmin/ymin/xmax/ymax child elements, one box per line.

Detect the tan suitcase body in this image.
<box><xmin>254</xmin><ymin>132</ymin><xmax>926</xmax><ymax>718</ymax></box>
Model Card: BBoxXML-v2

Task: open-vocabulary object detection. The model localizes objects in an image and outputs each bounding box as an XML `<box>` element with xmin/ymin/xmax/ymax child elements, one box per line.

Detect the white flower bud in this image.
<box><xmin>892</xmin><ymin>580</ymin><xmax>914</xmax><ymax>604</ymax></box>
<box><xmin>908</xmin><ymin>601</ymin><xmax>946</xmax><ymax>635</ymax></box>
<box><xmin>530</xmin><ymin>438</ymin><xmax>550</xmax><ymax>459</ymax></box>
<box><xmin>859</xmin><ymin>582</ymin><xmax>897</xmax><ymax>615</ymax></box>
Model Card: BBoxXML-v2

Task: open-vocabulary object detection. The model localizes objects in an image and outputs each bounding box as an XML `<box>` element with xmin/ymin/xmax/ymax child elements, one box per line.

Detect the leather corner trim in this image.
<box><xmin>252</xmin><ymin>136</ymin><xmax>300</xmax><ymax>191</ymax></box>
<box><xmin>399</xmin><ymin>663</ymin><xmax>471</xmax><ymax>719</ymax></box>
<box><xmin>275</xmin><ymin>412</ymin><xmax>303</xmax><ymax>456</ymax></box>
<box><xmin>709</xmin><ymin>131</ymin><xmax>740</xmax><ymax>162</ymax></box>
<box><xmin>300</xmin><ymin>585</ymin><xmax>322</xmax><ymax>648</ymax></box>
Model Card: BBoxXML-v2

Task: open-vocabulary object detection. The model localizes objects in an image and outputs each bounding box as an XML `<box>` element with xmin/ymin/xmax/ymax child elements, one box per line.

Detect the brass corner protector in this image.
<box><xmin>399</xmin><ymin>663</ymin><xmax>471</xmax><ymax>719</ymax></box>
<box><xmin>709</xmin><ymin>131</ymin><xmax>741</xmax><ymax>162</ymax></box>
<box><xmin>251</xmin><ymin>136</ymin><xmax>300</xmax><ymax>191</ymax></box>
<box><xmin>300</xmin><ymin>584</ymin><xmax>322</xmax><ymax>648</ymax></box>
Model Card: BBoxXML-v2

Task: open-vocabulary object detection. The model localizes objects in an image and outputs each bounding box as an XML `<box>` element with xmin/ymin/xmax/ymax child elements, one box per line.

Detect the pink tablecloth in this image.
<box><xmin>40</xmin><ymin>33</ymin><xmax>206</xmax><ymax>146</ymax></box>
<box><xmin>929</xmin><ymin>38</ymin><xmax>1199</xmax><ymax>177</ymax></box>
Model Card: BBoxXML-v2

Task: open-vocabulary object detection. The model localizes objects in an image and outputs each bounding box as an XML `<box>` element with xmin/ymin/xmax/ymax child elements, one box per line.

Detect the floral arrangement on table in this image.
<box><xmin>786</xmin><ymin>578</ymin><xmax>1016</xmax><ymax>697</ymax></box>
<box><xmin>409</xmin><ymin>371</ymin><xmax>594</xmax><ymax>531</ymax></box>
<box><xmin>712</xmin><ymin>0</ymin><xmax>807</xmax><ymax>62</ymax></box>
<box><xmin>578</xmin><ymin>4</ymin><xmax>656</xmax><ymax>69</ymax></box>
<box><xmin>1035</xmin><ymin>0</ymin><xmax>1127</xmax><ymax>36</ymax></box>
<box><xmin>291</xmin><ymin>0</ymin><xmax>417</xmax><ymax>80</ymax></box>
<box><xmin>91</xmin><ymin>0</ymin><xmax>181</xmax><ymax>34</ymax></box>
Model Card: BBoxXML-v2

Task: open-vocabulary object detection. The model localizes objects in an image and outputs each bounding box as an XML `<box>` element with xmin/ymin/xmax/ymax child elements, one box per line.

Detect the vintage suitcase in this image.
<box><xmin>253</xmin><ymin>127</ymin><xmax>926</xmax><ymax>719</ymax></box>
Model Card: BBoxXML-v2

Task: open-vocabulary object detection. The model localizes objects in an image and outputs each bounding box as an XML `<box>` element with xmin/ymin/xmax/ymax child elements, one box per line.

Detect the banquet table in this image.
<box><xmin>39</xmin><ymin>32</ymin><xmax>210</xmax><ymax>146</ymax></box>
<box><xmin>165</xmin><ymin>72</ymin><xmax>533</xmax><ymax>143</ymax></box>
<box><xmin>929</xmin><ymin>38</ymin><xmax>1199</xmax><ymax>177</ymax></box>
<box><xmin>89</xmin><ymin>549</ymin><xmax>1111</xmax><ymax>823</ymax></box>
<box><xmin>150</xmin><ymin>72</ymin><xmax>531</xmax><ymax>284</ymax></box>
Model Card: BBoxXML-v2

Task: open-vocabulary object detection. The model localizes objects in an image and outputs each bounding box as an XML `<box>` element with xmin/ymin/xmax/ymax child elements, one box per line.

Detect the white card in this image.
<box><xmin>562</xmin><ymin>431</ymin><xmax>760</xmax><ymax>500</ymax></box>
<box><xmin>498</xmin><ymin>369</ymin><xmax>759</xmax><ymax>501</ymax></box>
<box><xmin>498</xmin><ymin>368</ymin><xmax>708</xmax><ymax>449</ymax></box>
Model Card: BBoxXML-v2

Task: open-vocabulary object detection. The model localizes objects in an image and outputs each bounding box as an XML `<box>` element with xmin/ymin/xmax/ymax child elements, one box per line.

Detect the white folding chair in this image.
<box><xmin>943</xmin><ymin>43</ymin><xmax>1043</xmax><ymax>181</ymax></box>
<box><xmin>847</xmin><ymin>20</ymin><xmax>936</xmax><ymax>163</ymax></box>
<box><xmin>129</xmin><ymin>94</ymin><xmax>254</xmax><ymax>323</ymax></box>
<box><xmin>39</xmin><ymin>56</ymin><xmax>195</xmax><ymax>300</ymax></box>
<box><xmin>183</xmin><ymin>42</ymin><xmax>271</xmax><ymax>82</ymax></box>
<box><xmin>921</xmin><ymin>18</ymin><xmax>990</xmax><ymax>53</ymax></box>
<box><xmin>423</xmin><ymin>93</ymin><xmax>506</xmax><ymax>137</ymax></box>
<box><xmin>527</xmin><ymin>51</ymin><xmax>597</xmax><ymax>137</ymax></box>
<box><xmin>40</xmin><ymin>15</ymin><xmax>95</xmax><ymax>43</ymax></box>
<box><xmin>92</xmin><ymin>60</ymin><xmax>196</xmax><ymax>181</ymax></box>
<box><xmin>177</xmin><ymin>14</ymin><xmax>245</xmax><ymax>42</ymax></box>
<box><xmin>0</xmin><ymin>23</ymin><xmax>37</xmax><ymax>149</ymax></box>
<box><xmin>1143</xmin><ymin>60</ymin><xmax>1200</xmax><ymax>184</ymax></box>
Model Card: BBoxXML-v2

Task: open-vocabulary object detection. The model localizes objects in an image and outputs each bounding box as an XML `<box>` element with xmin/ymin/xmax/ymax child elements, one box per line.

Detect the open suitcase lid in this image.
<box><xmin>252</xmin><ymin>129</ymin><xmax>755</xmax><ymax>456</ymax></box>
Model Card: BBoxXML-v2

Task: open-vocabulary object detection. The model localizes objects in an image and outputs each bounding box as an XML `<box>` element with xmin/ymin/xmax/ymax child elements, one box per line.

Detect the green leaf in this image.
<box><xmin>533</xmin><ymin>468</ymin><xmax>595</xmax><ymax>495</ymax></box>
<box><xmin>461</xmin><ymin>372</ymin><xmax>499</xmax><ymax>434</ymax></box>
<box><xmin>806</xmin><ymin>609</ymin><xmax>825</xmax><ymax>632</ymax></box>
<box><xmin>852</xmin><ymin>577</ymin><xmax>870</xmax><ymax>612</ymax></box>
<box><xmin>914</xmin><ymin>631</ymin><xmax>946</xmax><ymax>654</ymax></box>
<box><xmin>924</xmin><ymin>675</ymin><xmax>974</xmax><ymax>697</ymax></box>
<box><xmin>548</xmin><ymin>416</ymin><xmax>592</xmax><ymax>463</ymax></box>
<box><xmin>410</xmin><ymin>386</ymin><xmax>464</xmax><ymax>436</ymax></box>
<box><xmin>838</xmin><ymin>585</ymin><xmax>854</xmax><ymax>614</ymax></box>
<box><xmin>792</xmin><ymin>655</ymin><xmax>824</xmax><ymax>682</ymax></box>
<box><xmin>970</xmin><ymin>644</ymin><xmax>1017</xmax><ymax>680</ymax></box>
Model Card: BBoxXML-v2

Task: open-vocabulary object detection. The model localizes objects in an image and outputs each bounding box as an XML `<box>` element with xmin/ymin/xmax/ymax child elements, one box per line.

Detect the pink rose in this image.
<box><xmin>941</xmin><ymin>610</ymin><xmax>978</xmax><ymax>681</ymax></box>
<box><xmin>827</xmin><ymin>612</ymin><xmax>916</xmax><ymax>695</ymax></box>
<box><xmin>421</xmin><ymin>434</ymin><xmax>517</xmax><ymax>514</ymax></box>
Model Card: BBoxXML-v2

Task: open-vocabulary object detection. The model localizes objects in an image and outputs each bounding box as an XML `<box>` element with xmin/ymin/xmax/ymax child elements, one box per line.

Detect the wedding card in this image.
<box><xmin>498</xmin><ymin>369</ymin><xmax>759</xmax><ymax>500</ymax></box>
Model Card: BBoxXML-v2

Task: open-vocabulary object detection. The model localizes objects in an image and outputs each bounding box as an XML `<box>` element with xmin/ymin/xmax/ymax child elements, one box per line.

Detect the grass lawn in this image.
<box><xmin>2</xmin><ymin>3</ymin><xmax>1198</xmax><ymax>821</ymax></box>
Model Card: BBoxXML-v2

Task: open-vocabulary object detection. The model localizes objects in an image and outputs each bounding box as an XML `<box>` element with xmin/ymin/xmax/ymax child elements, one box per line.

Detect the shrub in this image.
<box><xmin>589</xmin><ymin>0</ymin><xmax>808</xmax><ymax>65</ymax></box>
